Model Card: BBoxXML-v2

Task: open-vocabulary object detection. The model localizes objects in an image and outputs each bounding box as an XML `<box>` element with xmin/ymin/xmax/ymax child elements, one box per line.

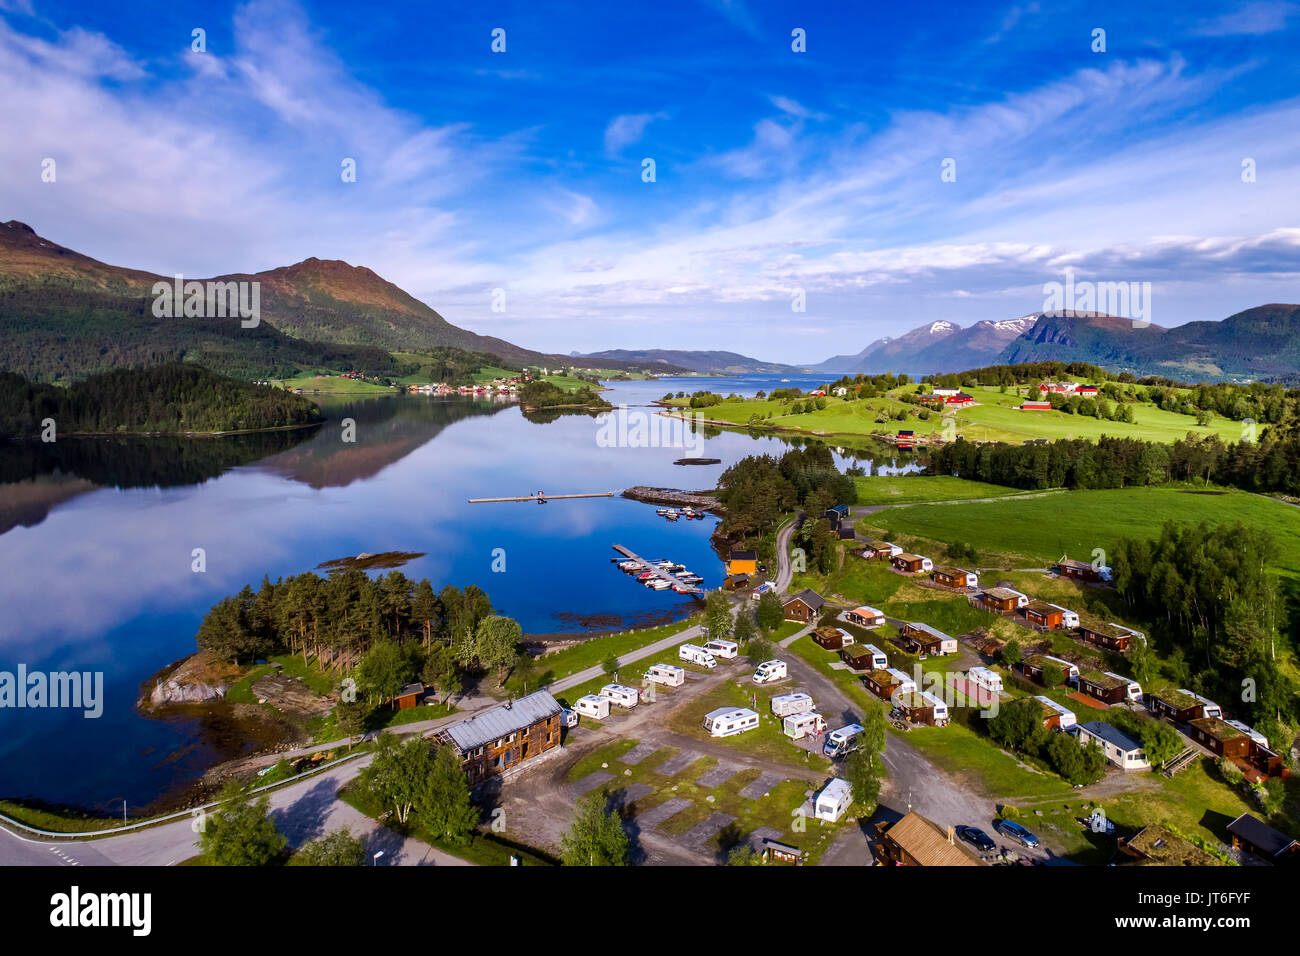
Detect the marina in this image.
<box><xmin>612</xmin><ymin>544</ymin><xmax>707</xmax><ymax>595</ymax></box>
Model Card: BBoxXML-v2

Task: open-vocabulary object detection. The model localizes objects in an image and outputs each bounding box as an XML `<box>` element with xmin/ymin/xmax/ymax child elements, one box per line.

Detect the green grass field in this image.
<box><xmin>272</xmin><ymin>374</ymin><xmax>395</xmax><ymax>395</ymax></box>
<box><xmin>852</xmin><ymin>476</ymin><xmax>1034</xmax><ymax>506</ymax></box>
<box><xmin>863</xmin><ymin>485</ymin><xmax>1300</xmax><ymax>576</ymax></box>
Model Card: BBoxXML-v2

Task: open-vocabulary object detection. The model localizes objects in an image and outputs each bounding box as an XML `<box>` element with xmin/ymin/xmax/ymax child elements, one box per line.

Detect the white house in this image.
<box><xmin>1077</xmin><ymin>721</ymin><xmax>1150</xmax><ymax>770</ymax></box>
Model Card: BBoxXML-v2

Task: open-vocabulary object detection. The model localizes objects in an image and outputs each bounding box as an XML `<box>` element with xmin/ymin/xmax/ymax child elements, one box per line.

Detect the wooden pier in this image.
<box><xmin>612</xmin><ymin>544</ymin><xmax>705</xmax><ymax>595</ymax></box>
<box><xmin>468</xmin><ymin>492</ymin><xmax>616</xmax><ymax>503</ymax></box>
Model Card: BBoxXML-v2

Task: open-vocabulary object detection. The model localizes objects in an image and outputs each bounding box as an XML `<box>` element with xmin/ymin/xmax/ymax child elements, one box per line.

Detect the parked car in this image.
<box><xmin>955</xmin><ymin>825</ymin><xmax>995</xmax><ymax>853</ymax></box>
<box><xmin>995</xmin><ymin>819</ymin><xmax>1040</xmax><ymax>849</ymax></box>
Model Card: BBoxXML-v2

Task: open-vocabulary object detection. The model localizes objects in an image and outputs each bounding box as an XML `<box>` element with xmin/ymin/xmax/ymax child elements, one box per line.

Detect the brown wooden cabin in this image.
<box><xmin>863</xmin><ymin>668</ymin><xmax>908</xmax><ymax>701</ymax></box>
<box><xmin>896</xmin><ymin>622</ymin><xmax>957</xmax><ymax>656</ymax></box>
<box><xmin>979</xmin><ymin>588</ymin><xmax>1022</xmax><ymax>613</ymax></box>
<box><xmin>1149</xmin><ymin>688</ymin><xmax>1208</xmax><ymax>723</ymax></box>
<box><xmin>1227</xmin><ymin>814</ymin><xmax>1300</xmax><ymax>864</ymax></box>
<box><xmin>859</xmin><ymin>540</ymin><xmax>894</xmax><ymax>560</ymax></box>
<box><xmin>1057</xmin><ymin>558</ymin><xmax>1103</xmax><ymax>582</ymax></box>
<box><xmin>1189</xmin><ymin>717</ymin><xmax>1253</xmax><ymax>760</ymax></box>
<box><xmin>1079</xmin><ymin>623</ymin><xmax>1136</xmax><ymax>652</ymax></box>
<box><xmin>783</xmin><ymin>588</ymin><xmax>825</xmax><ymax>624</ymax></box>
<box><xmin>439</xmin><ymin>690</ymin><xmax>563</xmax><ymax>786</ymax></box>
<box><xmin>813</xmin><ymin>625</ymin><xmax>851</xmax><ymax>650</ymax></box>
<box><xmin>891</xmin><ymin>553</ymin><xmax>928</xmax><ymax>573</ymax></box>
<box><xmin>1078</xmin><ymin>671</ymin><xmax>1129</xmax><ymax>705</ymax></box>
<box><xmin>1022</xmin><ymin>601</ymin><xmax>1064</xmax><ymax>630</ymax></box>
<box><xmin>932</xmin><ymin>566</ymin><xmax>976</xmax><ymax>589</ymax></box>
<box><xmin>839</xmin><ymin>645</ymin><xmax>876</xmax><ymax>671</ymax></box>
<box><xmin>391</xmin><ymin>682</ymin><xmax>425</xmax><ymax>710</ymax></box>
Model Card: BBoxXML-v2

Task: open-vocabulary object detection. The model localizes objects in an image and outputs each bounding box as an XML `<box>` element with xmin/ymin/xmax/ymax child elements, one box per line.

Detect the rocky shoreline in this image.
<box><xmin>621</xmin><ymin>485</ymin><xmax>722</xmax><ymax>514</ymax></box>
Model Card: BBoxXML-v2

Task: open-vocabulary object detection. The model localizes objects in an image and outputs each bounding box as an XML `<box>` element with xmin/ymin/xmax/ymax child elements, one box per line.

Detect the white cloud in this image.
<box><xmin>603</xmin><ymin>112</ymin><xmax>663</xmax><ymax>156</ymax></box>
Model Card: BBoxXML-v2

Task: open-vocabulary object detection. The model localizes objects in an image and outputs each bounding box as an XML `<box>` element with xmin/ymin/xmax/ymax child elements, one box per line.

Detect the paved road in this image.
<box><xmin>547</xmin><ymin>624</ymin><xmax>705</xmax><ymax>695</ymax></box>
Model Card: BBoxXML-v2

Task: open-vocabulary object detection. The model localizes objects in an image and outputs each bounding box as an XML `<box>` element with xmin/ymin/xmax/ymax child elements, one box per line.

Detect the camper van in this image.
<box><xmin>679</xmin><ymin>644</ymin><xmax>718</xmax><ymax>669</ymax></box>
<box><xmin>783</xmin><ymin>711</ymin><xmax>827</xmax><ymax>740</ymax></box>
<box><xmin>824</xmin><ymin>723</ymin><xmax>864</xmax><ymax>758</ymax></box>
<box><xmin>770</xmin><ymin>692</ymin><xmax>815</xmax><ymax>718</ymax></box>
<box><xmin>702</xmin><ymin>639</ymin><xmax>739</xmax><ymax>660</ymax></box>
<box><xmin>1034</xmin><ymin>695</ymin><xmax>1077</xmax><ymax>730</ymax></box>
<box><xmin>573</xmin><ymin>695</ymin><xmax>610</xmax><ymax>720</ymax></box>
<box><xmin>1179</xmin><ymin>689</ymin><xmax>1222</xmax><ymax>719</ymax></box>
<box><xmin>1050</xmin><ymin>605</ymin><xmax>1081</xmax><ymax>629</ymax></box>
<box><xmin>968</xmin><ymin>666</ymin><xmax>1004</xmax><ymax>695</ymax></box>
<box><xmin>1043</xmin><ymin>654</ymin><xmax>1079</xmax><ymax>684</ymax></box>
<box><xmin>1006</xmin><ymin>589</ymin><xmax>1030</xmax><ymax>609</ymax></box>
<box><xmin>703</xmin><ymin>707</ymin><xmax>759</xmax><ymax>737</ymax></box>
<box><xmin>884</xmin><ymin>667</ymin><xmax>918</xmax><ymax>697</ymax></box>
<box><xmin>863</xmin><ymin>644</ymin><xmax>889</xmax><ymax>670</ymax></box>
<box><xmin>1105</xmin><ymin>672</ymin><xmax>1143</xmax><ymax>703</ymax></box>
<box><xmin>1226</xmin><ymin>719</ymin><xmax>1269</xmax><ymax>747</ymax></box>
<box><xmin>921</xmin><ymin>690</ymin><xmax>950</xmax><ymax>724</ymax></box>
<box><xmin>600</xmin><ymin>684</ymin><xmax>640</xmax><ymax>708</ymax></box>
<box><xmin>814</xmin><ymin>778</ymin><xmax>853</xmax><ymax>823</ymax></box>
<box><xmin>883</xmin><ymin>542</ymin><xmax>903</xmax><ymax>557</ymax></box>
<box><xmin>645</xmin><ymin>663</ymin><xmax>685</xmax><ymax>687</ymax></box>
<box><xmin>752</xmin><ymin>660</ymin><xmax>788</xmax><ymax>684</ymax></box>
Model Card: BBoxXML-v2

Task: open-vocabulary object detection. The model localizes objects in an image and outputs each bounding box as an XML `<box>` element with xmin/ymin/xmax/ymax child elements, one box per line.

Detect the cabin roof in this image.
<box><xmin>983</xmin><ymin>587</ymin><xmax>1021</xmax><ymax>600</ymax></box>
<box><xmin>443</xmin><ymin>690</ymin><xmax>562</xmax><ymax>752</ymax></box>
<box><xmin>1079</xmin><ymin>721</ymin><xmax>1143</xmax><ymax>753</ymax></box>
<box><xmin>1227</xmin><ymin>814</ymin><xmax>1299</xmax><ymax>857</ymax></box>
<box><xmin>884</xmin><ymin>812</ymin><xmax>982</xmax><ymax>866</ymax></box>
<box><xmin>729</xmin><ymin>549</ymin><xmax>757</xmax><ymax>561</ymax></box>
<box><xmin>1190</xmin><ymin>716</ymin><xmax>1244</xmax><ymax>740</ymax></box>
<box><xmin>786</xmin><ymin>588</ymin><xmax>825</xmax><ymax>610</ymax></box>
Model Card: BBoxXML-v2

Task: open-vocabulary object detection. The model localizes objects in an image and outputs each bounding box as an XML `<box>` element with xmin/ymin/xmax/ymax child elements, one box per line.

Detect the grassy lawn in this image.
<box><xmin>566</xmin><ymin>739</ymin><xmax>845</xmax><ymax>863</ymax></box>
<box><xmin>902</xmin><ymin>719</ymin><xmax>1074</xmax><ymax>801</ymax></box>
<box><xmin>667</xmin><ymin>680</ymin><xmax>833</xmax><ymax>774</ymax></box>
<box><xmin>863</xmin><ymin>485</ymin><xmax>1300</xmax><ymax>577</ymax></box>
<box><xmin>0</xmin><ymin>801</ymin><xmax>124</xmax><ymax>833</ymax></box>
<box><xmin>537</xmin><ymin>617</ymin><xmax>697</xmax><ymax>684</ymax></box>
<box><xmin>853</xmin><ymin>475</ymin><xmax>1036</xmax><ymax>506</ymax></box>
<box><xmin>271</xmin><ymin>374</ymin><xmax>395</xmax><ymax>395</ymax></box>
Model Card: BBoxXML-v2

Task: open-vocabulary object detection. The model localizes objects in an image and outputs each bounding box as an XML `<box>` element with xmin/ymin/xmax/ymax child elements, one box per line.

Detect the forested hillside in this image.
<box><xmin>0</xmin><ymin>364</ymin><xmax>324</xmax><ymax>435</ymax></box>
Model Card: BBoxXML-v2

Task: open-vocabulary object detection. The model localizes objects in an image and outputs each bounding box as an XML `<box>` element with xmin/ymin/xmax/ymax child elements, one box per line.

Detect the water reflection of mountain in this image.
<box><xmin>254</xmin><ymin>395</ymin><xmax>512</xmax><ymax>488</ymax></box>
<box><xmin>0</xmin><ymin>431</ymin><xmax>319</xmax><ymax>534</ymax></box>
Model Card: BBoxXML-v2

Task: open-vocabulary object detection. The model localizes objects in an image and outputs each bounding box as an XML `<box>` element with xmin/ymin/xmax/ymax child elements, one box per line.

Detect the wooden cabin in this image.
<box><xmin>1117</xmin><ymin>826</ymin><xmax>1219</xmax><ymax>866</ymax></box>
<box><xmin>1079</xmin><ymin>623</ymin><xmax>1141</xmax><ymax>652</ymax></box>
<box><xmin>391</xmin><ymin>682</ymin><xmax>426</xmax><ymax>710</ymax></box>
<box><xmin>891</xmin><ymin>553</ymin><xmax>931</xmax><ymax>574</ymax></box>
<box><xmin>979</xmin><ymin>587</ymin><xmax>1024</xmax><ymax>613</ymax></box>
<box><xmin>783</xmin><ymin>588</ymin><xmax>825</xmax><ymax>624</ymax></box>
<box><xmin>1189</xmin><ymin>717</ymin><xmax>1253</xmax><ymax>760</ymax></box>
<box><xmin>1149</xmin><ymin>688</ymin><xmax>1213</xmax><ymax>723</ymax></box>
<box><xmin>438</xmin><ymin>690</ymin><xmax>563</xmax><ymax>785</ymax></box>
<box><xmin>1078</xmin><ymin>670</ymin><xmax>1130</xmax><ymax>705</ymax></box>
<box><xmin>839</xmin><ymin>645</ymin><xmax>876</xmax><ymax>671</ymax></box>
<box><xmin>933</xmin><ymin>566</ymin><xmax>978</xmax><ymax>589</ymax></box>
<box><xmin>726</xmin><ymin>549</ymin><xmax>758</xmax><ymax>576</ymax></box>
<box><xmin>1017</xmin><ymin>654</ymin><xmax>1079</xmax><ymax>687</ymax></box>
<box><xmin>813</xmin><ymin>625</ymin><xmax>853</xmax><ymax>650</ymax></box>
<box><xmin>895</xmin><ymin>622</ymin><xmax>957</xmax><ymax>656</ymax></box>
<box><xmin>1227</xmin><ymin>814</ymin><xmax>1300</xmax><ymax>863</ymax></box>
<box><xmin>1057</xmin><ymin>558</ymin><xmax>1104</xmax><ymax>582</ymax></box>
<box><xmin>1022</xmin><ymin>601</ymin><xmax>1064</xmax><ymax>630</ymax></box>
<box><xmin>859</xmin><ymin>539</ymin><xmax>895</xmax><ymax>560</ymax></box>
<box><xmin>862</xmin><ymin>668</ymin><xmax>910</xmax><ymax>701</ymax></box>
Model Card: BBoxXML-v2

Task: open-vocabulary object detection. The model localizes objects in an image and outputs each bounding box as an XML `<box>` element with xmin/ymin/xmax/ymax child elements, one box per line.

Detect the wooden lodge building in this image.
<box><xmin>845</xmin><ymin>605</ymin><xmax>884</xmax><ymax>628</ymax></box>
<box><xmin>891</xmin><ymin>552</ymin><xmax>931</xmax><ymax>574</ymax></box>
<box><xmin>726</xmin><ymin>549</ymin><xmax>758</xmax><ymax>576</ymax></box>
<box><xmin>859</xmin><ymin>539</ymin><xmax>895</xmax><ymax>560</ymax></box>
<box><xmin>1079</xmin><ymin>622</ymin><xmax>1142</xmax><ymax>652</ymax></box>
<box><xmin>391</xmin><ymin>682</ymin><xmax>426</xmax><ymax>710</ymax></box>
<box><xmin>438</xmin><ymin>690</ymin><xmax>564</xmax><ymax>786</ymax></box>
<box><xmin>1188</xmin><ymin>718</ymin><xmax>1285</xmax><ymax>779</ymax></box>
<box><xmin>1017</xmin><ymin>654</ymin><xmax>1079</xmax><ymax>686</ymax></box>
<box><xmin>839</xmin><ymin>644</ymin><xmax>876</xmax><ymax>671</ymax></box>
<box><xmin>863</xmin><ymin>668</ymin><xmax>912</xmax><ymax>701</ymax></box>
<box><xmin>875</xmin><ymin>812</ymin><xmax>983</xmax><ymax>866</ymax></box>
<box><xmin>1078</xmin><ymin>670</ymin><xmax>1131</xmax><ymax>705</ymax></box>
<box><xmin>1149</xmin><ymin>687</ymin><xmax>1218</xmax><ymax>723</ymax></box>
<box><xmin>783</xmin><ymin>589</ymin><xmax>825</xmax><ymax>624</ymax></box>
<box><xmin>1116</xmin><ymin>825</ymin><xmax>1219</xmax><ymax>866</ymax></box>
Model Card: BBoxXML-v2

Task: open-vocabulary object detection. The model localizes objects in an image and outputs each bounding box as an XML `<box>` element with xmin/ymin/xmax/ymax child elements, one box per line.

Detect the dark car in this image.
<box><xmin>955</xmin><ymin>825</ymin><xmax>996</xmax><ymax>853</ymax></box>
<box><xmin>995</xmin><ymin>819</ymin><xmax>1040</xmax><ymax>849</ymax></box>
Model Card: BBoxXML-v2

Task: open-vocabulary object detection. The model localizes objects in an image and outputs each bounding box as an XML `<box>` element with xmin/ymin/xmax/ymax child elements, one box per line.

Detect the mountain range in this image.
<box><xmin>2</xmin><ymin>221</ymin><xmax>1298</xmax><ymax>385</ymax></box>
<box><xmin>0</xmin><ymin>221</ymin><xmax>685</xmax><ymax>382</ymax></box>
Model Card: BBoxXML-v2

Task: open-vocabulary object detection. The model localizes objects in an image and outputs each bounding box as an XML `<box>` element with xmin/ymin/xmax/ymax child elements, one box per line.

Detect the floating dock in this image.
<box><xmin>468</xmin><ymin>492</ymin><xmax>617</xmax><ymax>503</ymax></box>
<box><xmin>613</xmin><ymin>544</ymin><xmax>705</xmax><ymax>595</ymax></box>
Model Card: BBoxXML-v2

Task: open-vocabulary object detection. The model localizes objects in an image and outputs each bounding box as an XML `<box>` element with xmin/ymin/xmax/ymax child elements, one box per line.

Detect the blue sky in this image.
<box><xmin>2</xmin><ymin>0</ymin><xmax>1298</xmax><ymax>361</ymax></box>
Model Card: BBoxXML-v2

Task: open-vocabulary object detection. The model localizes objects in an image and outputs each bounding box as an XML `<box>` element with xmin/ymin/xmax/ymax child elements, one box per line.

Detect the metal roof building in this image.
<box><xmin>441</xmin><ymin>690</ymin><xmax>562</xmax><ymax>754</ymax></box>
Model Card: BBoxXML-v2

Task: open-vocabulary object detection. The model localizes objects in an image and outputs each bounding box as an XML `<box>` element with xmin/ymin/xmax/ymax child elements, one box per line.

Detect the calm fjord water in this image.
<box><xmin>0</xmin><ymin>375</ymin><xmax>903</xmax><ymax>809</ymax></box>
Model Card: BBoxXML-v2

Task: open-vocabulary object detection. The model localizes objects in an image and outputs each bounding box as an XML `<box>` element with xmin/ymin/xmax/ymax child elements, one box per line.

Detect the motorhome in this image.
<box><xmin>573</xmin><ymin>695</ymin><xmax>610</xmax><ymax>720</ymax></box>
<box><xmin>967</xmin><ymin>666</ymin><xmax>1004</xmax><ymax>695</ymax></box>
<box><xmin>702</xmin><ymin>639</ymin><xmax>739</xmax><ymax>660</ymax></box>
<box><xmin>679</xmin><ymin>644</ymin><xmax>718</xmax><ymax>668</ymax></box>
<box><xmin>1049</xmin><ymin>604</ymin><xmax>1080</xmax><ymax>629</ymax></box>
<box><xmin>863</xmin><ymin>644</ymin><xmax>889</xmax><ymax>670</ymax></box>
<box><xmin>1106</xmin><ymin>672</ymin><xmax>1144</xmax><ymax>703</ymax></box>
<box><xmin>814</xmin><ymin>778</ymin><xmax>853</xmax><ymax>822</ymax></box>
<box><xmin>645</xmin><ymin>664</ymin><xmax>685</xmax><ymax>687</ymax></box>
<box><xmin>886</xmin><ymin>667</ymin><xmax>917</xmax><ymax>696</ymax></box>
<box><xmin>922</xmin><ymin>690</ymin><xmax>950</xmax><ymax>724</ymax></box>
<box><xmin>752</xmin><ymin>660</ymin><xmax>788</xmax><ymax>684</ymax></box>
<box><xmin>782</xmin><ymin>711</ymin><xmax>827</xmax><ymax>740</ymax></box>
<box><xmin>770</xmin><ymin>692</ymin><xmax>815</xmax><ymax>718</ymax></box>
<box><xmin>1180</xmin><ymin>689</ymin><xmax>1222</xmax><ymax>720</ymax></box>
<box><xmin>1034</xmin><ymin>696</ymin><xmax>1077</xmax><ymax>730</ymax></box>
<box><xmin>600</xmin><ymin>684</ymin><xmax>640</xmax><ymax>708</ymax></box>
<box><xmin>824</xmin><ymin>723</ymin><xmax>864</xmax><ymax>758</ymax></box>
<box><xmin>702</xmin><ymin>707</ymin><xmax>759</xmax><ymax>737</ymax></box>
